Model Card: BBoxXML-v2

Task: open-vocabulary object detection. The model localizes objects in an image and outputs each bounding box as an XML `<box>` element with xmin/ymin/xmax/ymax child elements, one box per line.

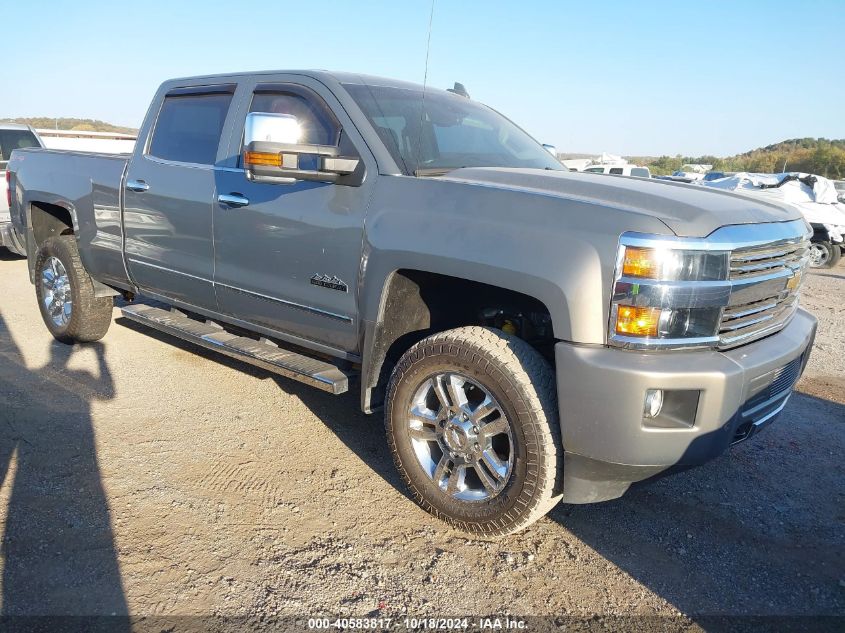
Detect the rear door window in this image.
<box><xmin>148</xmin><ymin>91</ymin><xmax>233</xmax><ymax>165</ymax></box>
<box><xmin>609</xmin><ymin>167</ymin><xmax>624</xmax><ymax>175</ymax></box>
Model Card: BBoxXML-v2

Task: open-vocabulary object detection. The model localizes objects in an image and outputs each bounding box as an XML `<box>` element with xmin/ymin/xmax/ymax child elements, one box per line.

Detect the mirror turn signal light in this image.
<box><xmin>244</xmin><ymin>150</ymin><xmax>280</xmax><ymax>167</ymax></box>
<box><xmin>615</xmin><ymin>305</ymin><xmax>661</xmax><ymax>337</ymax></box>
<box><xmin>244</xmin><ymin>151</ymin><xmax>298</xmax><ymax>169</ymax></box>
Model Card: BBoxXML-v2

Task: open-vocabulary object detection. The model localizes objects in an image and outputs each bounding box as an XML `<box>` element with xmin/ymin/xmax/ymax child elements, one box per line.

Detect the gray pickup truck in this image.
<box><xmin>1</xmin><ymin>123</ymin><xmax>42</xmax><ymax>255</ymax></box>
<box><xmin>7</xmin><ymin>71</ymin><xmax>817</xmax><ymax>535</ymax></box>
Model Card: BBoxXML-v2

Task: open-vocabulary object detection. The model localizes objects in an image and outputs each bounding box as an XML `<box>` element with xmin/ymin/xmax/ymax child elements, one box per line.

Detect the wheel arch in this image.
<box><xmin>26</xmin><ymin>200</ymin><xmax>116</xmax><ymax>296</ymax></box>
<box><xmin>359</xmin><ymin>267</ymin><xmax>562</xmax><ymax>414</ymax></box>
<box><xmin>25</xmin><ymin>199</ymin><xmax>79</xmax><ymax>282</ymax></box>
<box><xmin>29</xmin><ymin>200</ymin><xmax>77</xmax><ymax>244</ymax></box>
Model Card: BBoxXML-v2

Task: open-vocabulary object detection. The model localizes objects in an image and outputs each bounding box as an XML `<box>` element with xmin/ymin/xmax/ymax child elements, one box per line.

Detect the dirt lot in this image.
<box><xmin>0</xmin><ymin>251</ymin><xmax>842</xmax><ymax>629</ymax></box>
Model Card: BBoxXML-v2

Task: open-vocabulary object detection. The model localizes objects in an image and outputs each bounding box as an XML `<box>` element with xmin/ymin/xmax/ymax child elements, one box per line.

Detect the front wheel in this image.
<box><xmin>385</xmin><ymin>326</ymin><xmax>562</xmax><ymax>536</ymax></box>
<box><xmin>34</xmin><ymin>236</ymin><xmax>113</xmax><ymax>343</ymax></box>
<box><xmin>808</xmin><ymin>240</ymin><xmax>841</xmax><ymax>269</ymax></box>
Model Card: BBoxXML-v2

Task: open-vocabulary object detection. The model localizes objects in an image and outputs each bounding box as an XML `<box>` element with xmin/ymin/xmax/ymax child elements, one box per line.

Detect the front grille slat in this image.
<box><xmin>730</xmin><ymin>260</ymin><xmax>793</xmax><ymax>275</ymax></box>
<box><xmin>718</xmin><ymin>237</ymin><xmax>808</xmax><ymax>349</ymax></box>
<box><xmin>721</xmin><ymin>298</ymin><xmax>779</xmax><ymax>320</ymax></box>
<box><xmin>731</xmin><ymin>243</ymin><xmax>806</xmax><ymax>263</ymax></box>
<box><xmin>729</xmin><ymin>240</ymin><xmax>807</xmax><ymax>280</ymax></box>
<box><xmin>720</xmin><ymin>296</ymin><xmax>797</xmax><ymax>333</ymax></box>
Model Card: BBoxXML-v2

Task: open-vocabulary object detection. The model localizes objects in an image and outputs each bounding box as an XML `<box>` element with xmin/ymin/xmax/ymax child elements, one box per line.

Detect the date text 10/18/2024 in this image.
<box><xmin>307</xmin><ymin>617</ymin><xmax>527</xmax><ymax>630</ymax></box>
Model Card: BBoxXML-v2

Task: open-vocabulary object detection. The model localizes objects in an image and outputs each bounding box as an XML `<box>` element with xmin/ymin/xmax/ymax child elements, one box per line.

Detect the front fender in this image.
<box><xmin>360</xmin><ymin>176</ymin><xmax>671</xmax><ymax>344</ymax></box>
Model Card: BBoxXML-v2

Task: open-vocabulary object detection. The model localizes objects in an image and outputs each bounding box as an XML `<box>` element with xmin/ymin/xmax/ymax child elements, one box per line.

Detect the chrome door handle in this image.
<box><xmin>126</xmin><ymin>179</ymin><xmax>149</xmax><ymax>193</ymax></box>
<box><xmin>217</xmin><ymin>193</ymin><xmax>249</xmax><ymax>208</ymax></box>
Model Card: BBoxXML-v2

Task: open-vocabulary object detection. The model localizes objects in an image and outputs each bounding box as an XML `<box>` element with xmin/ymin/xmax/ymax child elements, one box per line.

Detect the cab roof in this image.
<box><xmin>164</xmin><ymin>70</ymin><xmax>451</xmax><ymax>97</ymax></box>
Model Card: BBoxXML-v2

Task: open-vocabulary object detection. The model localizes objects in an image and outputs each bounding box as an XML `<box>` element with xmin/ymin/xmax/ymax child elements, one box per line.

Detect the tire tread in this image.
<box><xmin>35</xmin><ymin>236</ymin><xmax>112</xmax><ymax>343</ymax></box>
<box><xmin>385</xmin><ymin>326</ymin><xmax>562</xmax><ymax>537</ymax></box>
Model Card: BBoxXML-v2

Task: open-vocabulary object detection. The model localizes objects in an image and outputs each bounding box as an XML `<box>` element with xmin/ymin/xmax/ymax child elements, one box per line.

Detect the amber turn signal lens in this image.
<box><xmin>615</xmin><ymin>305</ymin><xmax>661</xmax><ymax>337</ymax></box>
<box><xmin>622</xmin><ymin>247</ymin><xmax>659</xmax><ymax>278</ymax></box>
<box><xmin>244</xmin><ymin>151</ymin><xmax>281</xmax><ymax>167</ymax></box>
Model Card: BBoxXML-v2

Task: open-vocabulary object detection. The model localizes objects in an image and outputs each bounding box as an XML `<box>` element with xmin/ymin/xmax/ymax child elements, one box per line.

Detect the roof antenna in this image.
<box><xmin>416</xmin><ymin>0</ymin><xmax>435</xmax><ymax>170</ymax></box>
<box><xmin>447</xmin><ymin>82</ymin><xmax>470</xmax><ymax>99</ymax></box>
<box><xmin>421</xmin><ymin>0</ymin><xmax>435</xmax><ymax>92</ymax></box>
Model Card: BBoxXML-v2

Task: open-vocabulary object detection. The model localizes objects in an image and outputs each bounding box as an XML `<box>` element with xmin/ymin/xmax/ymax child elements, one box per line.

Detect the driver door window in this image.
<box><xmin>238</xmin><ymin>91</ymin><xmax>340</xmax><ymax>169</ymax></box>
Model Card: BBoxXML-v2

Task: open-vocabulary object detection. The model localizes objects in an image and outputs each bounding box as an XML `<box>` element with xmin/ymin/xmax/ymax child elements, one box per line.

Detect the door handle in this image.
<box><xmin>126</xmin><ymin>179</ymin><xmax>149</xmax><ymax>193</ymax></box>
<box><xmin>217</xmin><ymin>193</ymin><xmax>250</xmax><ymax>208</ymax></box>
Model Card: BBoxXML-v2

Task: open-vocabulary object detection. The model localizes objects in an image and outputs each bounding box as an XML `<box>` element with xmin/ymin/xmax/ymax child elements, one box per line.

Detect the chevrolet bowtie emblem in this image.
<box><xmin>786</xmin><ymin>270</ymin><xmax>802</xmax><ymax>291</ymax></box>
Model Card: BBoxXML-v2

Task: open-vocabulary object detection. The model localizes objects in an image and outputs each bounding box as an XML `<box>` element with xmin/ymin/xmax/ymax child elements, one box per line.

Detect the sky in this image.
<box><xmin>4</xmin><ymin>0</ymin><xmax>844</xmax><ymax>157</ymax></box>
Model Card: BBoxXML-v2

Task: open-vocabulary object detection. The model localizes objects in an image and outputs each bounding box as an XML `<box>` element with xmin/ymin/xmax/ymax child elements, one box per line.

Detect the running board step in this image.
<box><xmin>119</xmin><ymin>304</ymin><xmax>352</xmax><ymax>394</ymax></box>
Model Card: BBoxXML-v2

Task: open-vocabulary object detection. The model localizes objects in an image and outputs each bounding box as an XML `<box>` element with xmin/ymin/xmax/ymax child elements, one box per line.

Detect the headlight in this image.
<box><xmin>610</xmin><ymin>238</ymin><xmax>731</xmax><ymax>349</ymax></box>
<box><xmin>621</xmin><ymin>246</ymin><xmax>728</xmax><ymax>281</ymax></box>
<box><xmin>610</xmin><ymin>222</ymin><xmax>810</xmax><ymax>351</ymax></box>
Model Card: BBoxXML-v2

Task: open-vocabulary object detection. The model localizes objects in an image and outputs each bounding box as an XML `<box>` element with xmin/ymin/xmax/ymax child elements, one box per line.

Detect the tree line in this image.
<box><xmin>0</xmin><ymin>117</ymin><xmax>137</xmax><ymax>135</ymax></box>
<box><xmin>632</xmin><ymin>138</ymin><xmax>845</xmax><ymax>179</ymax></box>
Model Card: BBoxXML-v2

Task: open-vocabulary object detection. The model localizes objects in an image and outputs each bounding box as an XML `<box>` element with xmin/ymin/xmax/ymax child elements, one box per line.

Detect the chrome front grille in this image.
<box><xmin>718</xmin><ymin>238</ymin><xmax>809</xmax><ymax>349</ymax></box>
<box><xmin>728</xmin><ymin>239</ymin><xmax>808</xmax><ymax>280</ymax></box>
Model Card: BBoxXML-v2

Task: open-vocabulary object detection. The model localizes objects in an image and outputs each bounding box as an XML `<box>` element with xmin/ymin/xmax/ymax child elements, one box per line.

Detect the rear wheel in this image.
<box><xmin>34</xmin><ymin>236</ymin><xmax>113</xmax><ymax>343</ymax></box>
<box><xmin>385</xmin><ymin>326</ymin><xmax>562</xmax><ymax>536</ymax></box>
<box><xmin>808</xmin><ymin>241</ymin><xmax>841</xmax><ymax>269</ymax></box>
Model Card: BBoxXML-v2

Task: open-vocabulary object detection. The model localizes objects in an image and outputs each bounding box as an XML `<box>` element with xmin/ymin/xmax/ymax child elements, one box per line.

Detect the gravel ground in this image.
<box><xmin>0</xmin><ymin>251</ymin><xmax>842</xmax><ymax>629</ymax></box>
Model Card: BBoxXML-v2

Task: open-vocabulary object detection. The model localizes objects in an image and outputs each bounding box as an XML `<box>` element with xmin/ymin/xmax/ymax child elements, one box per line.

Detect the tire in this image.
<box><xmin>34</xmin><ymin>236</ymin><xmax>113</xmax><ymax>343</ymax></box>
<box><xmin>808</xmin><ymin>240</ymin><xmax>841</xmax><ymax>269</ymax></box>
<box><xmin>385</xmin><ymin>326</ymin><xmax>562</xmax><ymax>536</ymax></box>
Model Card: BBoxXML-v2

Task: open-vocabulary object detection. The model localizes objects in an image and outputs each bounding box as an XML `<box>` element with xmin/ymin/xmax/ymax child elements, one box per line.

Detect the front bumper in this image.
<box><xmin>555</xmin><ymin>308</ymin><xmax>817</xmax><ymax>504</ymax></box>
<box><xmin>0</xmin><ymin>220</ymin><xmax>26</xmax><ymax>256</ymax></box>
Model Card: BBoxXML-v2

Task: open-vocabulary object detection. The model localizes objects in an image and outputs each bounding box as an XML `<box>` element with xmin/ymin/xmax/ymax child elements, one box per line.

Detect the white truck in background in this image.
<box><xmin>1</xmin><ymin>124</ymin><xmax>43</xmax><ymax>255</ymax></box>
<box><xmin>582</xmin><ymin>164</ymin><xmax>651</xmax><ymax>178</ymax></box>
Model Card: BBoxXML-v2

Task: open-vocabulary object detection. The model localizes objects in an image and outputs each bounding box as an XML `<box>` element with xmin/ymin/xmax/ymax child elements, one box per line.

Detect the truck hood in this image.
<box><xmin>440</xmin><ymin>167</ymin><xmax>803</xmax><ymax>237</ymax></box>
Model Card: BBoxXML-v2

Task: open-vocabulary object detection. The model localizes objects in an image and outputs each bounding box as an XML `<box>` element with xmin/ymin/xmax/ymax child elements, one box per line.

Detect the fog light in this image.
<box><xmin>644</xmin><ymin>389</ymin><xmax>664</xmax><ymax>419</ymax></box>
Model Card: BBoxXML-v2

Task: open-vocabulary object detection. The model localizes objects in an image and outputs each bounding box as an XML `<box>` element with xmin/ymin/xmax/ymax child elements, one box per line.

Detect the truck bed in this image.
<box><xmin>10</xmin><ymin>147</ymin><xmax>130</xmax><ymax>288</ymax></box>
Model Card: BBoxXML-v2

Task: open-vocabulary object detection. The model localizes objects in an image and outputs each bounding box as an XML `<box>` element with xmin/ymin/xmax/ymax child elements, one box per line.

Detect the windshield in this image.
<box><xmin>0</xmin><ymin>128</ymin><xmax>40</xmax><ymax>163</ymax></box>
<box><xmin>343</xmin><ymin>84</ymin><xmax>563</xmax><ymax>175</ymax></box>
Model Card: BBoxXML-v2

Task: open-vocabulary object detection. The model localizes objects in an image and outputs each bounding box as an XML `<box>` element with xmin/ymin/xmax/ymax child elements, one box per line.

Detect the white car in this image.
<box><xmin>1</xmin><ymin>124</ymin><xmax>43</xmax><ymax>255</ymax></box>
<box><xmin>582</xmin><ymin>164</ymin><xmax>651</xmax><ymax>178</ymax></box>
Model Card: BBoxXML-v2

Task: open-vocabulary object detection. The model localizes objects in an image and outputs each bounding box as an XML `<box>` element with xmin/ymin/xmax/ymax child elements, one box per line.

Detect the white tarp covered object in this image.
<box><xmin>699</xmin><ymin>172</ymin><xmax>845</xmax><ymax>243</ymax></box>
<box><xmin>597</xmin><ymin>152</ymin><xmax>626</xmax><ymax>165</ymax></box>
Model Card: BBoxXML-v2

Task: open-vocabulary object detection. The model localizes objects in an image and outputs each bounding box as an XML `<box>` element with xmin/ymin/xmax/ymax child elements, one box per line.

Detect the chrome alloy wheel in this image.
<box><xmin>41</xmin><ymin>256</ymin><xmax>72</xmax><ymax>327</ymax></box>
<box><xmin>808</xmin><ymin>243</ymin><xmax>829</xmax><ymax>268</ymax></box>
<box><xmin>407</xmin><ymin>372</ymin><xmax>514</xmax><ymax>502</ymax></box>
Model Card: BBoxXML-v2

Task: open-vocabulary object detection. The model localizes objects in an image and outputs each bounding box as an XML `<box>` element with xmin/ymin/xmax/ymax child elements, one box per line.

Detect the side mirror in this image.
<box><xmin>542</xmin><ymin>144</ymin><xmax>557</xmax><ymax>156</ymax></box>
<box><xmin>243</xmin><ymin>112</ymin><xmax>360</xmax><ymax>184</ymax></box>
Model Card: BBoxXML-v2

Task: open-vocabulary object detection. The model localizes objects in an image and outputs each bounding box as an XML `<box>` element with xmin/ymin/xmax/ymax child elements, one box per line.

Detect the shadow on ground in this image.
<box><xmin>0</xmin><ymin>311</ymin><xmax>128</xmax><ymax>623</ymax></box>
<box><xmin>0</xmin><ymin>249</ymin><xmax>26</xmax><ymax>262</ymax></box>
